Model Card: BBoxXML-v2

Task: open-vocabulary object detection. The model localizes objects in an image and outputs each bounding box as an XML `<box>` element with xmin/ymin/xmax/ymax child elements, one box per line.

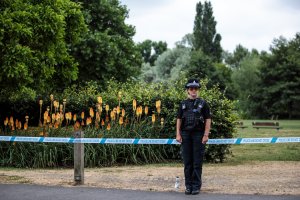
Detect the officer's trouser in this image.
<box><xmin>181</xmin><ymin>130</ymin><xmax>205</xmax><ymax>191</ymax></box>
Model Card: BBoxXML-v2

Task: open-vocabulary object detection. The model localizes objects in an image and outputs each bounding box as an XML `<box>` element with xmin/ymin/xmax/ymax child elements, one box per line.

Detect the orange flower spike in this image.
<box><xmin>55</xmin><ymin>113</ymin><xmax>60</xmax><ymax>121</ymax></box>
<box><xmin>121</xmin><ymin>109</ymin><xmax>125</xmax><ymax>117</ymax></box>
<box><xmin>47</xmin><ymin>116</ymin><xmax>51</xmax><ymax>123</ymax></box>
<box><xmin>157</xmin><ymin>107</ymin><xmax>161</xmax><ymax>114</ymax></box>
<box><xmin>98</xmin><ymin>104</ymin><xmax>103</xmax><ymax>113</ymax></box>
<box><xmin>157</xmin><ymin>100</ymin><xmax>161</xmax><ymax>108</ymax></box>
<box><xmin>74</xmin><ymin>121</ymin><xmax>80</xmax><ymax>131</ymax></box>
<box><xmin>65</xmin><ymin>113</ymin><xmax>69</xmax><ymax>120</ymax></box>
<box><xmin>105</xmin><ymin>115</ymin><xmax>109</xmax><ymax>122</ymax></box>
<box><xmin>152</xmin><ymin>114</ymin><xmax>156</xmax><ymax>123</ymax></box>
<box><xmin>81</xmin><ymin>111</ymin><xmax>85</xmax><ymax>120</ymax></box>
<box><xmin>145</xmin><ymin>106</ymin><xmax>149</xmax><ymax>115</ymax></box>
<box><xmin>81</xmin><ymin>120</ymin><xmax>85</xmax><ymax>126</ymax></box>
<box><xmin>101</xmin><ymin>119</ymin><xmax>105</xmax><ymax>126</ymax></box>
<box><xmin>24</xmin><ymin>123</ymin><xmax>28</xmax><ymax>130</ymax></box>
<box><xmin>68</xmin><ymin>112</ymin><xmax>72</xmax><ymax>121</ymax></box>
<box><xmin>4</xmin><ymin>117</ymin><xmax>9</xmax><ymax>126</ymax></box>
<box><xmin>18</xmin><ymin>121</ymin><xmax>22</xmax><ymax>129</ymax></box>
<box><xmin>117</xmin><ymin>106</ymin><xmax>120</xmax><ymax>115</ymax></box>
<box><xmin>133</xmin><ymin>99</ymin><xmax>137</xmax><ymax>111</ymax></box>
<box><xmin>119</xmin><ymin>116</ymin><xmax>124</xmax><ymax>125</ymax></box>
<box><xmin>86</xmin><ymin>117</ymin><xmax>91</xmax><ymax>126</ymax></box>
<box><xmin>73</xmin><ymin>114</ymin><xmax>77</xmax><ymax>122</ymax></box>
<box><xmin>110</xmin><ymin>111</ymin><xmax>115</xmax><ymax>121</ymax></box>
<box><xmin>89</xmin><ymin>107</ymin><xmax>94</xmax><ymax>118</ymax></box>
<box><xmin>44</xmin><ymin>111</ymin><xmax>48</xmax><ymax>121</ymax></box>
<box><xmin>105</xmin><ymin>104</ymin><xmax>109</xmax><ymax>114</ymax></box>
<box><xmin>96</xmin><ymin>112</ymin><xmax>100</xmax><ymax>122</ymax></box>
<box><xmin>15</xmin><ymin>119</ymin><xmax>19</xmax><ymax>128</ymax></box>
<box><xmin>9</xmin><ymin>116</ymin><xmax>14</xmax><ymax>126</ymax></box>
<box><xmin>97</xmin><ymin>96</ymin><xmax>103</xmax><ymax>104</ymax></box>
<box><xmin>54</xmin><ymin>122</ymin><xmax>59</xmax><ymax>129</ymax></box>
<box><xmin>107</xmin><ymin>123</ymin><xmax>111</xmax><ymax>131</ymax></box>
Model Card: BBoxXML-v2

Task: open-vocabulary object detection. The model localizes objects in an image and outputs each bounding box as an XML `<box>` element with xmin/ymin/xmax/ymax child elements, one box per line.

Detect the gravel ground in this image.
<box><xmin>1</xmin><ymin>161</ymin><xmax>299</xmax><ymax>195</ymax></box>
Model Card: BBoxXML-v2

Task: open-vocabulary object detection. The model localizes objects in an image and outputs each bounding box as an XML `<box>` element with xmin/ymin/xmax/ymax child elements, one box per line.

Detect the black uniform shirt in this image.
<box><xmin>176</xmin><ymin>98</ymin><xmax>211</xmax><ymax>120</ymax></box>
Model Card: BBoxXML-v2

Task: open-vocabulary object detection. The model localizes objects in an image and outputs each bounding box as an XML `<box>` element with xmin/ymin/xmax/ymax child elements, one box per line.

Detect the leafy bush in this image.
<box><xmin>0</xmin><ymin>78</ymin><xmax>236</xmax><ymax>167</ymax></box>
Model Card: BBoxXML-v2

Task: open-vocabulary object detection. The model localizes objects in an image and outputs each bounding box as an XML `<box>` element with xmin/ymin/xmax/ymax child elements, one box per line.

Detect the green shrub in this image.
<box><xmin>0</xmin><ymin>78</ymin><xmax>236</xmax><ymax>167</ymax></box>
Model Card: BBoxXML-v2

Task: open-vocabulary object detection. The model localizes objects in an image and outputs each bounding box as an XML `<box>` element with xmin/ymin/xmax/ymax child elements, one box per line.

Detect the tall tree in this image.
<box><xmin>254</xmin><ymin>33</ymin><xmax>300</xmax><ymax>119</ymax></box>
<box><xmin>137</xmin><ymin>40</ymin><xmax>167</xmax><ymax>66</ymax></box>
<box><xmin>193</xmin><ymin>1</ymin><xmax>222</xmax><ymax>62</ymax></box>
<box><xmin>0</xmin><ymin>0</ymin><xmax>87</xmax><ymax>97</ymax></box>
<box><xmin>71</xmin><ymin>0</ymin><xmax>142</xmax><ymax>89</ymax></box>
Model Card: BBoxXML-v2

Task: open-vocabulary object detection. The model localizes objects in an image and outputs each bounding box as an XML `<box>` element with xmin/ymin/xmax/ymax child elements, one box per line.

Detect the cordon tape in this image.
<box><xmin>0</xmin><ymin>136</ymin><xmax>299</xmax><ymax>144</ymax></box>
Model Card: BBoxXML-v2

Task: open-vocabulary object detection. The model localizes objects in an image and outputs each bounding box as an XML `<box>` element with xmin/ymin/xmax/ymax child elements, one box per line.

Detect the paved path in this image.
<box><xmin>0</xmin><ymin>184</ymin><xmax>299</xmax><ymax>200</ymax></box>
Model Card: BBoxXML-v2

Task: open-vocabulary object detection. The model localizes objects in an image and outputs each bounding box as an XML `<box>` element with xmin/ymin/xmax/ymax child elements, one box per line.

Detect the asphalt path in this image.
<box><xmin>0</xmin><ymin>184</ymin><xmax>299</xmax><ymax>200</ymax></box>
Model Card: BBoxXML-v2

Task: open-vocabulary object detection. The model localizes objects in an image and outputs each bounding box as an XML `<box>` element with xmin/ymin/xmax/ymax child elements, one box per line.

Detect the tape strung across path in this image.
<box><xmin>0</xmin><ymin>136</ymin><xmax>299</xmax><ymax>144</ymax></box>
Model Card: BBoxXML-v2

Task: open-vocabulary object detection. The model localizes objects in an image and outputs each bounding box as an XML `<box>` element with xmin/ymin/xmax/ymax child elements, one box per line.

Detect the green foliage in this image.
<box><xmin>231</xmin><ymin>53</ymin><xmax>262</xmax><ymax>117</ymax></box>
<box><xmin>0</xmin><ymin>0</ymin><xmax>87</xmax><ymax>95</ymax></box>
<box><xmin>0</xmin><ymin>79</ymin><xmax>236</xmax><ymax>166</ymax></box>
<box><xmin>71</xmin><ymin>0</ymin><xmax>142</xmax><ymax>89</ymax></box>
<box><xmin>252</xmin><ymin>33</ymin><xmax>300</xmax><ymax>119</ymax></box>
<box><xmin>139</xmin><ymin>47</ymin><xmax>191</xmax><ymax>82</ymax></box>
<box><xmin>224</xmin><ymin>44</ymin><xmax>250</xmax><ymax>69</ymax></box>
<box><xmin>137</xmin><ymin>39</ymin><xmax>168</xmax><ymax>66</ymax></box>
<box><xmin>193</xmin><ymin>1</ymin><xmax>222</xmax><ymax>62</ymax></box>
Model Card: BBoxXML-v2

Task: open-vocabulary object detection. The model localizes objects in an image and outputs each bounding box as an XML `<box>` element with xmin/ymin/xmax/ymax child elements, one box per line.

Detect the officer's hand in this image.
<box><xmin>202</xmin><ymin>135</ymin><xmax>209</xmax><ymax>144</ymax></box>
<box><xmin>176</xmin><ymin>134</ymin><xmax>182</xmax><ymax>143</ymax></box>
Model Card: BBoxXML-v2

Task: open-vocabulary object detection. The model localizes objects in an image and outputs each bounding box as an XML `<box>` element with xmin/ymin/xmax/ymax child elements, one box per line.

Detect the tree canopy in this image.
<box><xmin>137</xmin><ymin>39</ymin><xmax>168</xmax><ymax>66</ymax></box>
<box><xmin>254</xmin><ymin>33</ymin><xmax>300</xmax><ymax>118</ymax></box>
<box><xmin>0</xmin><ymin>0</ymin><xmax>87</xmax><ymax>98</ymax></box>
<box><xmin>71</xmin><ymin>0</ymin><xmax>142</xmax><ymax>89</ymax></box>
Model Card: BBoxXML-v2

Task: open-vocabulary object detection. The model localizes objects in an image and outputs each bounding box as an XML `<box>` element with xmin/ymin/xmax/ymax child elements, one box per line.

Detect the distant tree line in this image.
<box><xmin>138</xmin><ymin>1</ymin><xmax>300</xmax><ymax>119</ymax></box>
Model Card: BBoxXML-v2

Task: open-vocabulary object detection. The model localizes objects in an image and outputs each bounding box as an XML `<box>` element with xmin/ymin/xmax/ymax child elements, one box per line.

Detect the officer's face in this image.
<box><xmin>187</xmin><ymin>87</ymin><xmax>199</xmax><ymax>98</ymax></box>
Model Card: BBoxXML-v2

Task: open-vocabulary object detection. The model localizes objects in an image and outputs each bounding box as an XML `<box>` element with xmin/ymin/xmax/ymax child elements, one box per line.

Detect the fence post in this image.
<box><xmin>73</xmin><ymin>130</ymin><xmax>84</xmax><ymax>185</ymax></box>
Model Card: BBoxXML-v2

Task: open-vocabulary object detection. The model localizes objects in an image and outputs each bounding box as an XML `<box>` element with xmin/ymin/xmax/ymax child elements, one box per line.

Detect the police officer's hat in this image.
<box><xmin>185</xmin><ymin>78</ymin><xmax>201</xmax><ymax>89</ymax></box>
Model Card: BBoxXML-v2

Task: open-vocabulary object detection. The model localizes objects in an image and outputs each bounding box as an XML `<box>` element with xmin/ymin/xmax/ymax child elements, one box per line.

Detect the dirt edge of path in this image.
<box><xmin>1</xmin><ymin>161</ymin><xmax>299</xmax><ymax>195</ymax></box>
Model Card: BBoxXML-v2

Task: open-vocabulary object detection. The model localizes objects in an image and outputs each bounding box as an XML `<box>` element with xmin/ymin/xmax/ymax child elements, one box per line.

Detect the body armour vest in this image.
<box><xmin>181</xmin><ymin>98</ymin><xmax>205</xmax><ymax>131</ymax></box>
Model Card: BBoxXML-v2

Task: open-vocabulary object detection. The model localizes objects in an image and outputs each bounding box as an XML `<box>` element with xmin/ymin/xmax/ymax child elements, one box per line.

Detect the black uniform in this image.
<box><xmin>177</xmin><ymin>98</ymin><xmax>211</xmax><ymax>192</ymax></box>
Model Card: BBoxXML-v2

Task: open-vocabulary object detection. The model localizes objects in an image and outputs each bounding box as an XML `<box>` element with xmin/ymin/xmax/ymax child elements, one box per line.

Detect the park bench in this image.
<box><xmin>233</xmin><ymin>121</ymin><xmax>248</xmax><ymax>129</ymax></box>
<box><xmin>252</xmin><ymin>121</ymin><xmax>282</xmax><ymax>130</ymax></box>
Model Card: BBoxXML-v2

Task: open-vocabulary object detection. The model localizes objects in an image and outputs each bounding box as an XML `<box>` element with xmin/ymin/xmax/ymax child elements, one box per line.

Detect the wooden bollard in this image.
<box><xmin>74</xmin><ymin>131</ymin><xmax>84</xmax><ymax>185</ymax></box>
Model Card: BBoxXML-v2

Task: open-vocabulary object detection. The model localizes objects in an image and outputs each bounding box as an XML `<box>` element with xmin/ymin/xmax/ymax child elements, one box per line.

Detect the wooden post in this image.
<box><xmin>74</xmin><ymin>131</ymin><xmax>84</xmax><ymax>185</ymax></box>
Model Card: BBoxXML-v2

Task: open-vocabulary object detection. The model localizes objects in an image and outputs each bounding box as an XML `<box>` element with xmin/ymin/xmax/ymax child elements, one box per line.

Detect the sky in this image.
<box><xmin>120</xmin><ymin>0</ymin><xmax>300</xmax><ymax>53</ymax></box>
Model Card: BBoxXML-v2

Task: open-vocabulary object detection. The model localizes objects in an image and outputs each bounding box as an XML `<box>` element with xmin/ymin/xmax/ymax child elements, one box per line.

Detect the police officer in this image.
<box><xmin>176</xmin><ymin>78</ymin><xmax>211</xmax><ymax>195</ymax></box>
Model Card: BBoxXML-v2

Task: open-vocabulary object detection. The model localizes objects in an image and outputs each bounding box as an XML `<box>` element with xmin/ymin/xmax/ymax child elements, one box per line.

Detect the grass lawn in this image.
<box><xmin>227</xmin><ymin>120</ymin><xmax>300</xmax><ymax>164</ymax></box>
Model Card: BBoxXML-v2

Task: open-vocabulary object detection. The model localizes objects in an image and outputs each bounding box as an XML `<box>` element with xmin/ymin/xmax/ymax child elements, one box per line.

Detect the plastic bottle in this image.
<box><xmin>174</xmin><ymin>176</ymin><xmax>180</xmax><ymax>190</ymax></box>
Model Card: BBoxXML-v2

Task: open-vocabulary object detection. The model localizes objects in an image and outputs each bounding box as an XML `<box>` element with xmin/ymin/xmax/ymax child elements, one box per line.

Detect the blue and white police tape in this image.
<box><xmin>0</xmin><ymin>136</ymin><xmax>299</xmax><ymax>144</ymax></box>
